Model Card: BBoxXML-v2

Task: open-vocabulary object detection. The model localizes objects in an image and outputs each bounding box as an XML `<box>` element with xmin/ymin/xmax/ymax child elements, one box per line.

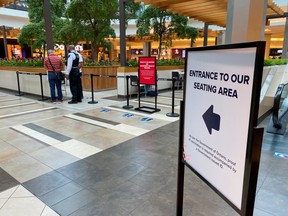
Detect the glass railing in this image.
<box><xmin>272</xmin><ymin>82</ymin><xmax>288</xmax><ymax>129</ymax></box>
<box><xmin>4</xmin><ymin>1</ymin><xmax>28</xmax><ymax>11</ymax></box>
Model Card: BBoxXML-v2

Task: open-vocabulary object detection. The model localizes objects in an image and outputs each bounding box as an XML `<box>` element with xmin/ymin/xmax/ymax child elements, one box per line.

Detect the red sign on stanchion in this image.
<box><xmin>135</xmin><ymin>56</ymin><xmax>160</xmax><ymax>113</ymax></box>
<box><xmin>139</xmin><ymin>57</ymin><xmax>156</xmax><ymax>85</ymax></box>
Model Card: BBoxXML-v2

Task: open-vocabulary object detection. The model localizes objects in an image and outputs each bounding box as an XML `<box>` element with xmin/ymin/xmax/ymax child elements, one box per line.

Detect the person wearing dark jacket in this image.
<box><xmin>65</xmin><ymin>45</ymin><xmax>82</xmax><ymax>104</ymax></box>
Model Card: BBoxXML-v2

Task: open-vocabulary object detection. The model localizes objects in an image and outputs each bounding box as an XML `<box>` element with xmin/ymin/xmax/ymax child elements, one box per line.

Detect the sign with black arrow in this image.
<box><xmin>178</xmin><ymin>42</ymin><xmax>265</xmax><ymax>216</ymax></box>
<box><xmin>202</xmin><ymin>105</ymin><xmax>221</xmax><ymax>135</ymax></box>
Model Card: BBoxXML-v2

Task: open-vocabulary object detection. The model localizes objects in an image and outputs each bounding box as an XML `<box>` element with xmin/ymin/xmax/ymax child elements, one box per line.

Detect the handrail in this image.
<box><xmin>272</xmin><ymin>82</ymin><xmax>288</xmax><ymax>129</ymax></box>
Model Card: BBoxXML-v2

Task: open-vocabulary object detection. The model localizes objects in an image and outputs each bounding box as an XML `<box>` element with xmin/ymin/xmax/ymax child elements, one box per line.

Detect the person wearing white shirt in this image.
<box><xmin>65</xmin><ymin>45</ymin><xmax>82</xmax><ymax>104</ymax></box>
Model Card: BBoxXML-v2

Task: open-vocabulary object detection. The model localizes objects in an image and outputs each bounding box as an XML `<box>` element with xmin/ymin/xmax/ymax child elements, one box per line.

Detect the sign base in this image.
<box><xmin>135</xmin><ymin>106</ymin><xmax>160</xmax><ymax>113</ymax></box>
<box><xmin>123</xmin><ymin>105</ymin><xmax>134</xmax><ymax>109</ymax></box>
<box><xmin>166</xmin><ymin>112</ymin><xmax>180</xmax><ymax>117</ymax></box>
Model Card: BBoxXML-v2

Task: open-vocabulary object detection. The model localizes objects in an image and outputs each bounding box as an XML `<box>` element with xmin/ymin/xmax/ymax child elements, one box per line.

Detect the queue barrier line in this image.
<box><xmin>83</xmin><ymin>74</ymin><xmax>126</xmax><ymax>79</ymax></box>
<box><xmin>16</xmin><ymin>71</ymin><xmax>44</xmax><ymax>76</ymax></box>
<box><xmin>158</xmin><ymin>78</ymin><xmax>174</xmax><ymax>81</ymax></box>
<box><xmin>79</xmin><ymin>74</ymin><xmax>184</xmax><ymax>117</ymax></box>
<box><xmin>15</xmin><ymin>71</ymin><xmax>49</xmax><ymax>101</ymax></box>
<box><xmin>14</xmin><ymin>71</ymin><xmax>183</xmax><ymax>111</ymax></box>
<box><xmin>83</xmin><ymin>73</ymin><xmax>184</xmax><ymax>117</ymax></box>
<box><xmin>157</xmin><ymin>77</ymin><xmax>184</xmax><ymax>117</ymax></box>
<box><xmin>85</xmin><ymin>74</ymin><xmax>128</xmax><ymax>106</ymax></box>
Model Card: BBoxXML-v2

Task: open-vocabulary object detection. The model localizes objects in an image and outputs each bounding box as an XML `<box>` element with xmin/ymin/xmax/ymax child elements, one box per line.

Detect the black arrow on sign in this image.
<box><xmin>202</xmin><ymin>105</ymin><xmax>221</xmax><ymax>135</ymax></box>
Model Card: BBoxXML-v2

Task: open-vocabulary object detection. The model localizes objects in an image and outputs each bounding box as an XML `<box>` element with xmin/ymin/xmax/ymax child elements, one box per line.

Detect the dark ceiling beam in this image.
<box><xmin>267</xmin><ymin>12</ymin><xmax>288</xmax><ymax>19</ymax></box>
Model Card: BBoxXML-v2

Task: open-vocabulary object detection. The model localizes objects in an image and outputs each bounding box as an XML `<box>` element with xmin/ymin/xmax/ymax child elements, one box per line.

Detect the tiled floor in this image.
<box><xmin>0</xmin><ymin>88</ymin><xmax>287</xmax><ymax>216</ymax></box>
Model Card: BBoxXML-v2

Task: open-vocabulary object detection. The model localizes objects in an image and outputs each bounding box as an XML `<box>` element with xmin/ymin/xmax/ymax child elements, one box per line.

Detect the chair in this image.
<box><xmin>61</xmin><ymin>78</ymin><xmax>67</xmax><ymax>96</ymax></box>
<box><xmin>172</xmin><ymin>71</ymin><xmax>182</xmax><ymax>90</ymax></box>
<box><xmin>130</xmin><ymin>75</ymin><xmax>145</xmax><ymax>97</ymax></box>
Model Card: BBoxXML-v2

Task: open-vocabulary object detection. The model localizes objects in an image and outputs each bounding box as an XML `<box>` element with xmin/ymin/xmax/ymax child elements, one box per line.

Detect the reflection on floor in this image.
<box><xmin>0</xmin><ymin>89</ymin><xmax>287</xmax><ymax>216</ymax></box>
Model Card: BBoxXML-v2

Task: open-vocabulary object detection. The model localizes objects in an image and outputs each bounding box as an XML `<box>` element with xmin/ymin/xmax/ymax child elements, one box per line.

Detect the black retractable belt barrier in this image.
<box><xmin>158</xmin><ymin>77</ymin><xmax>181</xmax><ymax>117</ymax></box>
<box><xmin>86</xmin><ymin>73</ymin><xmax>129</xmax><ymax>106</ymax></box>
<box><xmin>99</xmin><ymin>74</ymin><xmax>131</xmax><ymax>108</ymax></box>
<box><xmin>15</xmin><ymin>71</ymin><xmax>24</xmax><ymax>96</ymax></box>
<box><xmin>86</xmin><ymin>73</ymin><xmax>129</xmax><ymax>107</ymax></box>
<box><xmin>88</xmin><ymin>74</ymin><xmax>98</xmax><ymax>104</ymax></box>
<box><xmin>166</xmin><ymin>77</ymin><xmax>180</xmax><ymax>117</ymax></box>
<box><xmin>15</xmin><ymin>71</ymin><xmax>49</xmax><ymax>100</ymax></box>
<box><xmin>123</xmin><ymin>75</ymin><xmax>134</xmax><ymax>109</ymax></box>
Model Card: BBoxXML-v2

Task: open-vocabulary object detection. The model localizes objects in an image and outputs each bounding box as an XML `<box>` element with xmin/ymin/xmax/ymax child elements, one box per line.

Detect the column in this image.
<box><xmin>119</xmin><ymin>0</ymin><xmax>126</xmax><ymax>66</ymax></box>
<box><xmin>225</xmin><ymin>0</ymin><xmax>268</xmax><ymax>44</ymax></box>
<box><xmin>1</xmin><ymin>26</ymin><xmax>8</xmax><ymax>59</ymax></box>
<box><xmin>143</xmin><ymin>42</ymin><xmax>151</xmax><ymax>56</ymax></box>
<box><xmin>264</xmin><ymin>33</ymin><xmax>271</xmax><ymax>59</ymax></box>
<box><xmin>281</xmin><ymin>17</ymin><xmax>288</xmax><ymax>59</ymax></box>
<box><xmin>203</xmin><ymin>23</ymin><xmax>209</xmax><ymax>46</ymax></box>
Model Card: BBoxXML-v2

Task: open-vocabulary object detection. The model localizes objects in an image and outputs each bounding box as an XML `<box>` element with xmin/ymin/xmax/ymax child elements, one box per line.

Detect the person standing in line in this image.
<box><xmin>44</xmin><ymin>49</ymin><xmax>64</xmax><ymax>104</ymax></box>
<box><xmin>65</xmin><ymin>45</ymin><xmax>82</xmax><ymax>104</ymax></box>
<box><xmin>75</xmin><ymin>50</ymin><xmax>84</xmax><ymax>99</ymax></box>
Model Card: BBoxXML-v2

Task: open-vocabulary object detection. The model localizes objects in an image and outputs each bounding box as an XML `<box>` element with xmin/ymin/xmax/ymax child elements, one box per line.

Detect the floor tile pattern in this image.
<box><xmin>0</xmin><ymin>185</ymin><xmax>59</xmax><ymax>216</ymax></box>
<box><xmin>24</xmin><ymin>123</ymin><xmax>72</xmax><ymax>142</ymax></box>
<box><xmin>0</xmin><ymin>89</ymin><xmax>287</xmax><ymax>215</ymax></box>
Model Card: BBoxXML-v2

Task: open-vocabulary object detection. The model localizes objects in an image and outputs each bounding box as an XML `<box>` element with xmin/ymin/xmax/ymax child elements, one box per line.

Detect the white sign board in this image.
<box><xmin>183</xmin><ymin>47</ymin><xmax>258</xmax><ymax>210</ymax></box>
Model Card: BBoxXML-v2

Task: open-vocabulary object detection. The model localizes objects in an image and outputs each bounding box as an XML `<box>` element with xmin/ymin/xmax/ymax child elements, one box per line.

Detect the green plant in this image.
<box><xmin>156</xmin><ymin>59</ymin><xmax>185</xmax><ymax>66</ymax></box>
<box><xmin>83</xmin><ymin>60</ymin><xmax>118</xmax><ymax>67</ymax></box>
<box><xmin>136</xmin><ymin>6</ymin><xmax>198</xmax><ymax>59</ymax></box>
<box><xmin>264</xmin><ymin>58</ymin><xmax>288</xmax><ymax>66</ymax></box>
<box><xmin>1</xmin><ymin>58</ymin><xmax>287</xmax><ymax>68</ymax></box>
<box><xmin>65</xmin><ymin>0</ymin><xmax>118</xmax><ymax>61</ymax></box>
<box><xmin>125</xmin><ymin>59</ymin><xmax>185</xmax><ymax>67</ymax></box>
<box><xmin>126</xmin><ymin>59</ymin><xmax>138</xmax><ymax>67</ymax></box>
<box><xmin>0</xmin><ymin>58</ymin><xmax>44</xmax><ymax>67</ymax></box>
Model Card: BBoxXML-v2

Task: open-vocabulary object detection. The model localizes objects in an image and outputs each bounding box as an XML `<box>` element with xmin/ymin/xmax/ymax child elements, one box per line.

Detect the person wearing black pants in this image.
<box><xmin>76</xmin><ymin>50</ymin><xmax>84</xmax><ymax>99</ymax></box>
<box><xmin>65</xmin><ymin>45</ymin><xmax>82</xmax><ymax>104</ymax></box>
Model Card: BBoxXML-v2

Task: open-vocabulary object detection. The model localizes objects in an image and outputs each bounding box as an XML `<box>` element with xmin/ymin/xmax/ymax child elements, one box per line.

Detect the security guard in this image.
<box><xmin>75</xmin><ymin>50</ymin><xmax>84</xmax><ymax>99</ymax></box>
<box><xmin>65</xmin><ymin>45</ymin><xmax>82</xmax><ymax>104</ymax></box>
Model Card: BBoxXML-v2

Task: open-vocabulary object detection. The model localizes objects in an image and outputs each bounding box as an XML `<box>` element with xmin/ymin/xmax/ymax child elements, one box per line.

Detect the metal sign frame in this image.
<box><xmin>135</xmin><ymin>56</ymin><xmax>160</xmax><ymax>113</ymax></box>
<box><xmin>177</xmin><ymin>41</ymin><xmax>265</xmax><ymax>216</ymax></box>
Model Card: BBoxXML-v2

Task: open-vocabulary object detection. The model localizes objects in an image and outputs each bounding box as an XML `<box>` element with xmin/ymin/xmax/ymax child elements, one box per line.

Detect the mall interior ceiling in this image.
<box><xmin>1</xmin><ymin>0</ymin><xmax>286</xmax><ymax>27</ymax></box>
<box><xmin>1</xmin><ymin>0</ymin><xmax>288</xmax><ymax>44</ymax></box>
<box><xmin>135</xmin><ymin>0</ymin><xmax>286</xmax><ymax>27</ymax></box>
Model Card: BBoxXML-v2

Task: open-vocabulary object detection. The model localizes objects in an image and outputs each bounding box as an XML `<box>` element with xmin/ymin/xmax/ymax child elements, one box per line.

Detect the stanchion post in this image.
<box><xmin>15</xmin><ymin>71</ymin><xmax>24</xmax><ymax>96</ymax></box>
<box><xmin>123</xmin><ymin>75</ymin><xmax>134</xmax><ymax>109</ymax></box>
<box><xmin>167</xmin><ymin>77</ymin><xmax>180</xmax><ymax>117</ymax></box>
<box><xmin>88</xmin><ymin>74</ymin><xmax>98</xmax><ymax>104</ymax></box>
<box><xmin>38</xmin><ymin>73</ymin><xmax>49</xmax><ymax>101</ymax></box>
